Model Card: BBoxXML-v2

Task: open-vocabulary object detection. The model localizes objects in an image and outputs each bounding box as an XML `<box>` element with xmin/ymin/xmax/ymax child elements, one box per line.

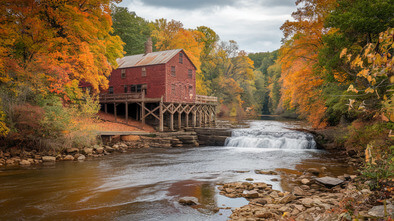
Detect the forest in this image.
<box><xmin>0</xmin><ymin>0</ymin><xmax>393</xmax><ymax>183</ymax></box>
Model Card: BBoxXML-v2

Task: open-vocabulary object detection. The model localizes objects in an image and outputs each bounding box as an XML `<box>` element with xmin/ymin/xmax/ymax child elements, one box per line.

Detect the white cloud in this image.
<box><xmin>118</xmin><ymin>0</ymin><xmax>297</xmax><ymax>52</ymax></box>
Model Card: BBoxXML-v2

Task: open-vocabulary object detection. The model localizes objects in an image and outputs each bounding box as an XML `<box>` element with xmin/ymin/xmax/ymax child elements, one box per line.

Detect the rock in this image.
<box><xmin>307</xmin><ymin>168</ymin><xmax>320</xmax><ymax>176</ymax></box>
<box><xmin>255</xmin><ymin>199</ymin><xmax>268</xmax><ymax>205</ymax></box>
<box><xmin>278</xmin><ymin>194</ymin><xmax>296</xmax><ymax>204</ymax></box>
<box><xmin>5</xmin><ymin>159</ymin><xmax>15</xmax><ymax>166</ymax></box>
<box><xmin>271</xmin><ymin>178</ymin><xmax>279</xmax><ymax>182</ymax></box>
<box><xmin>255</xmin><ymin>170</ymin><xmax>278</xmax><ymax>175</ymax></box>
<box><xmin>66</xmin><ymin>148</ymin><xmax>79</xmax><ymax>154</ymax></box>
<box><xmin>77</xmin><ymin>155</ymin><xmax>86</xmax><ymax>161</ymax></box>
<box><xmin>63</xmin><ymin>155</ymin><xmax>74</xmax><ymax>161</ymax></box>
<box><xmin>83</xmin><ymin>148</ymin><xmax>93</xmax><ymax>155</ymax></box>
<box><xmin>105</xmin><ymin>146</ymin><xmax>114</xmax><ymax>153</ymax></box>
<box><xmin>42</xmin><ymin>156</ymin><xmax>56</xmax><ymax>162</ymax></box>
<box><xmin>95</xmin><ymin>147</ymin><xmax>104</xmax><ymax>154</ymax></box>
<box><xmin>315</xmin><ymin>176</ymin><xmax>344</xmax><ymax>187</ymax></box>
<box><xmin>350</xmin><ymin>175</ymin><xmax>357</xmax><ymax>180</ymax></box>
<box><xmin>301</xmin><ymin>198</ymin><xmax>314</xmax><ymax>208</ymax></box>
<box><xmin>245</xmin><ymin>178</ymin><xmax>254</xmax><ymax>181</ymax></box>
<box><xmin>301</xmin><ymin>178</ymin><xmax>310</xmax><ymax>185</ymax></box>
<box><xmin>270</xmin><ymin>191</ymin><xmax>279</xmax><ymax>198</ymax></box>
<box><xmin>300</xmin><ymin>185</ymin><xmax>310</xmax><ymax>190</ymax></box>
<box><xmin>292</xmin><ymin>186</ymin><xmax>307</xmax><ymax>196</ymax></box>
<box><xmin>19</xmin><ymin>160</ymin><xmax>31</xmax><ymax>166</ymax></box>
<box><xmin>294</xmin><ymin>204</ymin><xmax>305</xmax><ymax>211</ymax></box>
<box><xmin>243</xmin><ymin>190</ymin><xmax>259</xmax><ymax>198</ymax></box>
<box><xmin>179</xmin><ymin>197</ymin><xmax>199</xmax><ymax>206</ymax></box>
<box><xmin>255</xmin><ymin>211</ymin><xmax>275</xmax><ymax>218</ymax></box>
<box><xmin>368</xmin><ymin>204</ymin><xmax>394</xmax><ymax>218</ymax></box>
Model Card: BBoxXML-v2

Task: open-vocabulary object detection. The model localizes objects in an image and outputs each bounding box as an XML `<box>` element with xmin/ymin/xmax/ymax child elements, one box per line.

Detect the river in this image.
<box><xmin>0</xmin><ymin>120</ymin><xmax>353</xmax><ymax>220</ymax></box>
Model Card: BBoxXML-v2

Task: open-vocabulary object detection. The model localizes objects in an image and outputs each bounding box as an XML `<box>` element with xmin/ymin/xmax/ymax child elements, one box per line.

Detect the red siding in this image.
<box><xmin>95</xmin><ymin>50</ymin><xmax>196</xmax><ymax>103</ymax></box>
<box><xmin>165</xmin><ymin>51</ymin><xmax>196</xmax><ymax>103</ymax></box>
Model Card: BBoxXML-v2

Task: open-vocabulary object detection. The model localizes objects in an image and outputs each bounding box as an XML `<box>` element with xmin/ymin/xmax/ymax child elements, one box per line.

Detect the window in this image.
<box><xmin>141</xmin><ymin>67</ymin><xmax>146</xmax><ymax>77</ymax></box>
<box><xmin>171</xmin><ymin>84</ymin><xmax>176</xmax><ymax>95</ymax></box>
<box><xmin>131</xmin><ymin>84</ymin><xmax>143</xmax><ymax>92</ymax></box>
<box><xmin>189</xmin><ymin>86</ymin><xmax>193</xmax><ymax>96</ymax></box>
<box><xmin>171</xmin><ymin>66</ymin><xmax>176</xmax><ymax>76</ymax></box>
<box><xmin>108</xmin><ymin>86</ymin><xmax>113</xmax><ymax>94</ymax></box>
<box><xmin>179</xmin><ymin>53</ymin><xmax>183</xmax><ymax>64</ymax></box>
<box><xmin>121</xmin><ymin>69</ymin><xmax>126</xmax><ymax>78</ymax></box>
<box><xmin>124</xmin><ymin>85</ymin><xmax>128</xmax><ymax>93</ymax></box>
<box><xmin>188</xmin><ymin>69</ymin><xmax>193</xmax><ymax>79</ymax></box>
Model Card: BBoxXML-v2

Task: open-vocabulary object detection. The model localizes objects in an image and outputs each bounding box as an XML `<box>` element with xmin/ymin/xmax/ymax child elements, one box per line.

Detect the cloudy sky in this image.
<box><xmin>118</xmin><ymin>0</ymin><xmax>298</xmax><ymax>53</ymax></box>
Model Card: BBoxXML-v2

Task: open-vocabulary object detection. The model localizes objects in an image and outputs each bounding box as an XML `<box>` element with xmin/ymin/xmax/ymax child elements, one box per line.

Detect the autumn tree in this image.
<box><xmin>111</xmin><ymin>6</ymin><xmax>151</xmax><ymax>55</ymax></box>
<box><xmin>279</xmin><ymin>0</ymin><xmax>337</xmax><ymax>128</ymax></box>
<box><xmin>151</xmin><ymin>19</ymin><xmax>208</xmax><ymax>94</ymax></box>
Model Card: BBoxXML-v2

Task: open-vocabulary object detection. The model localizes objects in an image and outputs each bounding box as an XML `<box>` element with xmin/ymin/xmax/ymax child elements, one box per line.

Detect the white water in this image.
<box><xmin>225</xmin><ymin>121</ymin><xmax>316</xmax><ymax>149</ymax></box>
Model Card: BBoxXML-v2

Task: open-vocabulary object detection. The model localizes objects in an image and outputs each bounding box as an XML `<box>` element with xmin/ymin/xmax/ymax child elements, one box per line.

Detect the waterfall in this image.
<box><xmin>225</xmin><ymin>121</ymin><xmax>316</xmax><ymax>149</ymax></box>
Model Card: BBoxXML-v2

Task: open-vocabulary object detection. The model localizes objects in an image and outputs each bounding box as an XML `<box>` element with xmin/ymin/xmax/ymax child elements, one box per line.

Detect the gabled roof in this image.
<box><xmin>116</xmin><ymin>49</ymin><xmax>196</xmax><ymax>69</ymax></box>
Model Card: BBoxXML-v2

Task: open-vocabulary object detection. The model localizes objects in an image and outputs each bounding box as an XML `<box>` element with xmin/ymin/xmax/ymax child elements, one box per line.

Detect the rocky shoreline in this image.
<box><xmin>218</xmin><ymin>169</ymin><xmax>394</xmax><ymax>220</ymax></box>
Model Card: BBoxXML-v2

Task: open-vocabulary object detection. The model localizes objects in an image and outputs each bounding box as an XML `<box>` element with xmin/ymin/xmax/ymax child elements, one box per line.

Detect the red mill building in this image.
<box><xmin>90</xmin><ymin>40</ymin><xmax>217</xmax><ymax>131</ymax></box>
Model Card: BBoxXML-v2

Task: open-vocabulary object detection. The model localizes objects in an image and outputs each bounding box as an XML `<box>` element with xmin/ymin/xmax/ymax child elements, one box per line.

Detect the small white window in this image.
<box><xmin>142</xmin><ymin>67</ymin><xmax>146</xmax><ymax>77</ymax></box>
<box><xmin>171</xmin><ymin>66</ymin><xmax>176</xmax><ymax>76</ymax></box>
<box><xmin>121</xmin><ymin>69</ymin><xmax>126</xmax><ymax>78</ymax></box>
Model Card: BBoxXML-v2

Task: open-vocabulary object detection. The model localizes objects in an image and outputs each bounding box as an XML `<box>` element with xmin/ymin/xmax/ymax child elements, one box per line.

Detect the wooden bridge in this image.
<box><xmin>99</xmin><ymin>92</ymin><xmax>217</xmax><ymax>132</ymax></box>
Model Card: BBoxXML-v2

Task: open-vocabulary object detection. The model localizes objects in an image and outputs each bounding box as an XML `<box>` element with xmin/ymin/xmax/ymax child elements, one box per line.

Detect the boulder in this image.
<box><xmin>255</xmin><ymin>211</ymin><xmax>275</xmax><ymax>219</ymax></box>
<box><xmin>105</xmin><ymin>146</ymin><xmax>114</xmax><ymax>153</ymax></box>
<box><xmin>179</xmin><ymin>197</ymin><xmax>199</xmax><ymax>206</ymax></box>
<box><xmin>307</xmin><ymin>168</ymin><xmax>320</xmax><ymax>176</ymax></box>
<box><xmin>20</xmin><ymin>160</ymin><xmax>31</xmax><ymax>166</ymax></box>
<box><xmin>63</xmin><ymin>155</ymin><xmax>74</xmax><ymax>161</ymax></box>
<box><xmin>245</xmin><ymin>178</ymin><xmax>254</xmax><ymax>181</ymax></box>
<box><xmin>301</xmin><ymin>198</ymin><xmax>314</xmax><ymax>207</ymax></box>
<box><xmin>255</xmin><ymin>170</ymin><xmax>278</xmax><ymax>175</ymax></box>
<box><xmin>243</xmin><ymin>190</ymin><xmax>259</xmax><ymax>198</ymax></box>
<box><xmin>77</xmin><ymin>155</ymin><xmax>86</xmax><ymax>161</ymax></box>
<box><xmin>278</xmin><ymin>194</ymin><xmax>296</xmax><ymax>204</ymax></box>
<box><xmin>292</xmin><ymin>186</ymin><xmax>307</xmax><ymax>196</ymax></box>
<box><xmin>301</xmin><ymin>178</ymin><xmax>310</xmax><ymax>185</ymax></box>
<box><xmin>95</xmin><ymin>147</ymin><xmax>104</xmax><ymax>154</ymax></box>
<box><xmin>42</xmin><ymin>156</ymin><xmax>56</xmax><ymax>162</ymax></box>
<box><xmin>83</xmin><ymin>148</ymin><xmax>93</xmax><ymax>155</ymax></box>
<box><xmin>368</xmin><ymin>204</ymin><xmax>394</xmax><ymax>218</ymax></box>
<box><xmin>315</xmin><ymin>176</ymin><xmax>344</xmax><ymax>187</ymax></box>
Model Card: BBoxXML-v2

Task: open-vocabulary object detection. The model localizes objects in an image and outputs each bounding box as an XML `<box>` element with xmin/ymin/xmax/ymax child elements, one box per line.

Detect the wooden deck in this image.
<box><xmin>99</xmin><ymin>92</ymin><xmax>218</xmax><ymax>132</ymax></box>
<box><xmin>99</xmin><ymin>93</ymin><xmax>217</xmax><ymax>104</ymax></box>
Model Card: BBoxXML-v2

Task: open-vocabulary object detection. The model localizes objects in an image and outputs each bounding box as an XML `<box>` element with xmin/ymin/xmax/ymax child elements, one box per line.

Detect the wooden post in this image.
<box><xmin>125</xmin><ymin>102</ymin><xmax>128</xmax><ymax>124</ymax></box>
<box><xmin>104</xmin><ymin>103</ymin><xmax>107</xmax><ymax>113</ymax></box>
<box><xmin>198</xmin><ymin>110</ymin><xmax>202</xmax><ymax>127</ymax></box>
<box><xmin>159</xmin><ymin>97</ymin><xmax>164</xmax><ymax>132</ymax></box>
<box><xmin>142</xmin><ymin>90</ymin><xmax>145</xmax><ymax>125</ymax></box>
<box><xmin>170</xmin><ymin>113</ymin><xmax>174</xmax><ymax>131</ymax></box>
<box><xmin>178</xmin><ymin>112</ymin><xmax>182</xmax><ymax>130</ymax></box>
<box><xmin>114</xmin><ymin>103</ymin><xmax>117</xmax><ymax>122</ymax></box>
<box><xmin>185</xmin><ymin>113</ymin><xmax>189</xmax><ymax>128</ymax></box>
<box><xmin>192</xmin><ymin>111</ymin><xmax>196</xmax><ymax>127</ymax></box>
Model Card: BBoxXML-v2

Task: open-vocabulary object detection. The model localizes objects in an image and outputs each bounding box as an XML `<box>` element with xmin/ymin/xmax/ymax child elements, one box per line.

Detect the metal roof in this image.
<box><xmin>116</xmin><ymin>49</ymin><xmax>183</xmax><ymax>69</ymax></box>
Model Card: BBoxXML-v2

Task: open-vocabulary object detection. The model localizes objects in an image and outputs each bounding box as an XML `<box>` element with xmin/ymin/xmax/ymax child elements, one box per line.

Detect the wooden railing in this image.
<box><xmin>99</xmin><ymin>92</ymin><xmax>142</xmax><ymax>103</ymax></box>
<box><xmin>196</xmin><ymin>95</ymin><xmax>218</xmax><ymax>104</ymax></box>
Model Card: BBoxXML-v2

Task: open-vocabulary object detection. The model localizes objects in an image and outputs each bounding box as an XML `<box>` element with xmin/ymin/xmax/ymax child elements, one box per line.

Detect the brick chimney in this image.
<box><xmin>144</xmin><ymin>37</ymin><xmax>152</xmax><ymax>54</ymax></box>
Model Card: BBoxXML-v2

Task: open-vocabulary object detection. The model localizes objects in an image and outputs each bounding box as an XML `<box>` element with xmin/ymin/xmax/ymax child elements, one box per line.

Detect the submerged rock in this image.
<box><xmin>179</xmin><ymin>197</ymin><xmax>199</xmax><ymax>206</ymax></box>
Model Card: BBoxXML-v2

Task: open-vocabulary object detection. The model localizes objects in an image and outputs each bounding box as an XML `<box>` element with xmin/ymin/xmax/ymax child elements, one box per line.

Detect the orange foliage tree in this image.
<box><xmin>0</xmin><ymin>0</ymin><xmax>124</xmax><ymax>96</ymax></box>
<box><xmin>279</xmin><ymin>0</ymin><xmax>337</xmax><ymax>128</ymax></box>
<box><xmin>151</xmin><ymin>19</ymin><xmax>208</xmax><ymax>95</ymax></box>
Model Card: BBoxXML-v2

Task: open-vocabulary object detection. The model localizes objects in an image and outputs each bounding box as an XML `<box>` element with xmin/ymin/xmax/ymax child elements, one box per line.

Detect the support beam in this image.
<box><xmin>178</xmin><ymin>112</ymin><xmax>182</xmax><ymax>130</ymax></box>
<box><xmin>185</xmin><ymin>113</ymin><xmax>189</xmax><ymax>128</ymax></box>
<box><xmin>125</xmin><ymin>102</ymin><xmax>128</xmax><ymax>124</ymax></box>
<box><xmin>104</xmin><ymin>103</ymin><xmax>107</xmax><ymax>113</ymax></box>
<box><xmin>114</xmin><ymin>103</ymin><xmax>117</xmax><ymax>122</ymax></box>
<box><xmin>159</xmin><ymin>98</ymin><xmax>164</xmax><ymax>132</ymax></box>
<box><xmin>192</xmin><ymin>112</ymin><xmax>196</xmax><ymax>127</ymax></box>
<box><xmin>141</xmin><ymin>90</ymin><xmax>145</xmax><ymax>125</ymax></box>
<box><xmin>170</xmin><ymin>113</ymin><xmax>174</xmax><ymax>131</ymax></box>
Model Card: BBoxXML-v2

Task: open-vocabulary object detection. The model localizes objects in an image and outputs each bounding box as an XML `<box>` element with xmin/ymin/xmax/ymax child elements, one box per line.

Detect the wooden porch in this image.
<box><xmin>99</xmin><ymin>92</ymin><xmax>218</xmax><ymax>132</ymax></box>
